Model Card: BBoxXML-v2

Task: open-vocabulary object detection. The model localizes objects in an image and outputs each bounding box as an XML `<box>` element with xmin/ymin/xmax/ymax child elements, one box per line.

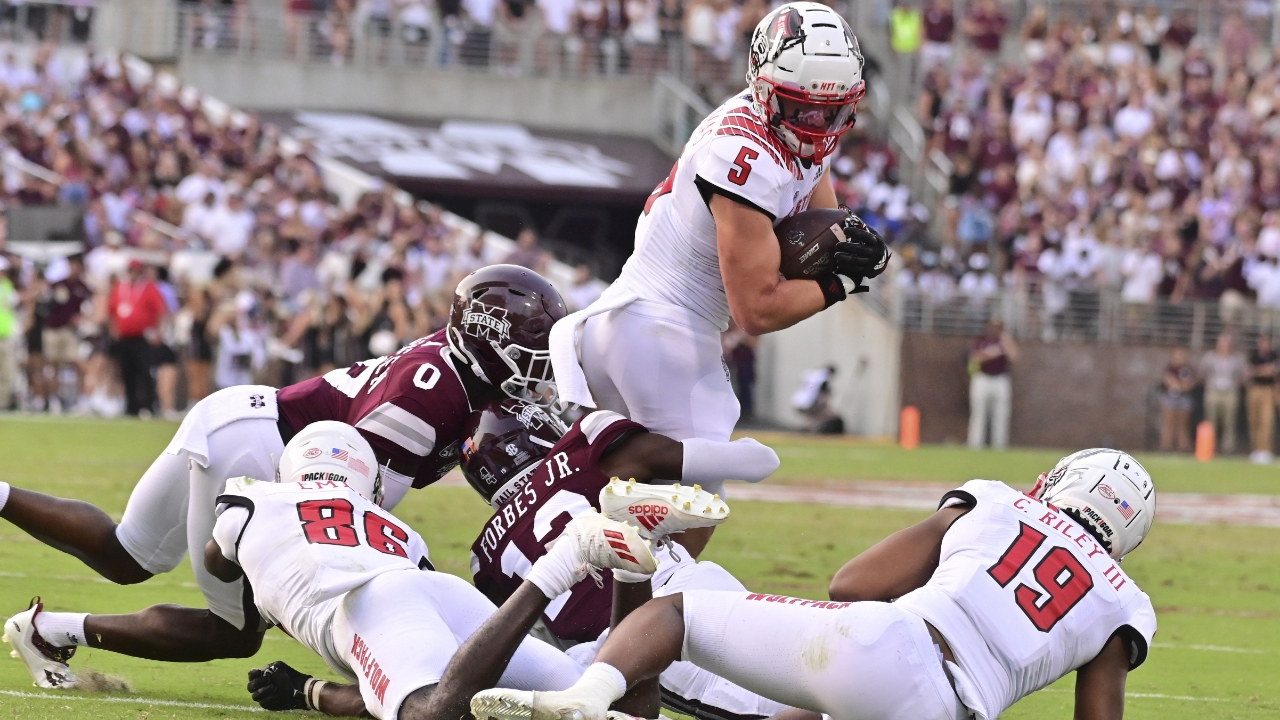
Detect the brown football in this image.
<box><xmin>774</xmin><ymin>208</ymin><xmax>849</xmax><ymax>280</ymax></box>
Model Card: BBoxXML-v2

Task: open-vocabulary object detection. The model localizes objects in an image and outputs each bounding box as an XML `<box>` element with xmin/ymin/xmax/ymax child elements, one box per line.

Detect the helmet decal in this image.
<box><xmin>745</xmin><ymin>2</ymin><xmax>866</xmax><ymax>163</ymax></box>
<box><xmin>447</xmin><ymin>265</ymin><xmax>568</xmax><ymax>409</ymax></box>
<box><xmin>280</xmin><ymin>421</ymin><xmax>385</xmax><ymax>507</ymax></box>
<box><xmin>463</xmin><ymin>301</ymin><xmax>512</xmax><ymax>343</ymax></box>
<box><xmin>1038</xmin><ymin>448</ymin><xmax>1155</xmax><ymax>561</ymax></box>
<box><xmin>516</xmin><ymin>403</ymin><xmax>552</xmax><ymax>431</ymax></box>
<box><xmin>458</xmin><ymin>398</ymin><xmax>566</xmax><ymax>506</ymax></box>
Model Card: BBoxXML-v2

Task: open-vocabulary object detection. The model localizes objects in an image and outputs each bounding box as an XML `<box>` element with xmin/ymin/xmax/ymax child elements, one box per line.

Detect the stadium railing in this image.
<box><xmin>891</xmin><ymin>284</ymin><xmax>1280</xmax><ymax>350</ymax></box>
<box><xmin>0</xmin><ymin>0</ymin><xmax>96</xmax><ymax>45</ymax></box>
<box><xmin>169</xmin><ymin>3</ymin><xmax>744</xmax><ymax>90</ymax></box>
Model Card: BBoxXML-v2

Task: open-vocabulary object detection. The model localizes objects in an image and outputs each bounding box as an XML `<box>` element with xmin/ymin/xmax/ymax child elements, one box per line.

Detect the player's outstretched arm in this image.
<box><xmin>401</xmin><ymin>582</ymin><xmax>550</xmax><ymax>720</ymax></box>
<box><xmin>598</xmin><ymin>433</ymin><xmax>780</xmax><ymax>486</ymax></box>
<box><xmin>1073</xmin><ymin>633</ymin><xmax>1130</xmax><ymax>720</ymax></box>
<box><xmin>610</xmin><ymin>576</ymin><xmax>661</xmax><ymax>718</ymax></box>
<box><xmin>828</xmin><ymin>506</ymin><xmax>970</xmax><ymax>602</ymax></box>
<box><xmin>714</xmin><ymin>194</ymin><xmax>829</xmax><ymax>336</ymax></box>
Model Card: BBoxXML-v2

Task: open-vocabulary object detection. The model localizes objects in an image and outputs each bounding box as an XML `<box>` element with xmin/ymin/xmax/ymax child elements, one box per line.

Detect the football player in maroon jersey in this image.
<box><xmin>0</xmin><ymin>265</ymin><xmax>567</xmax><ymax>679</ymax></box>
<box><xmin>463</xmin><ymin>400</ymin><xmax>791</xmax><ymax>720</ymax></box>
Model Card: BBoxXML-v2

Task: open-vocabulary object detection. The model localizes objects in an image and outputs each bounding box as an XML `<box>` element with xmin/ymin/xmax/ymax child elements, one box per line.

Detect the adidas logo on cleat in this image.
<box><xmin>603</xmin><ymin>529</ymin><xmax>639</xmax><ymax>563</ymax></box>
<box><xmin>628</xmin><ymin>505</ymin><xmax>669</xmax><ymax>531</ymax></box>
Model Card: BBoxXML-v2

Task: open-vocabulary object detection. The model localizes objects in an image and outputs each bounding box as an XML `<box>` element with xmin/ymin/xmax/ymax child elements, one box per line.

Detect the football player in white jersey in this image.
<box><xmin>472</xmin><ymin>448</ymin><xmax>1159</xmax><ymax>720</ymax></box>
<box><xmin>200</xmin><ymin>422</ymin><xmax>666</xmax><ymax>720</ymax></box>
<box><xmin>549</xmin><ymin>2</ymin><xmax>889</xmax><ymax>556</ymax></box>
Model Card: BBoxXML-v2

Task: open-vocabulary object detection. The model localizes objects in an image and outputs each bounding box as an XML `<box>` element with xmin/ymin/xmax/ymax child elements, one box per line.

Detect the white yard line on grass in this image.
<box><xmin>1152</xmin><ymin>642</ymin><xmax>1268</xmax><ymax>653</ymax></box>
<box><xmin>1042</xmin><ymin>689</ymin><xmax>1227</xmax><ymax>702</ymax></box>
<box><xmin>0</xmin><ymin>689</ymin><xmax>265</xmax><ymax>712</ymax></box>
<box><xmin>1127</xmin><ymin>692</ymin><xmax>1228</xmax><ymax>702</ymax></box>
<box><xmin>0</xmin><ymin>570</ymin><xmax>198</xmax><ymax>589</ymax></box>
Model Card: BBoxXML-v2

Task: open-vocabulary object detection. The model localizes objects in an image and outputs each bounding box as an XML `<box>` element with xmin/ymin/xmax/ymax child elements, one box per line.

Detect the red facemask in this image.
<box><xmin>762</xmin><ymin>78</ymin><xmax>865</xmax><ymax>161</ymax></box>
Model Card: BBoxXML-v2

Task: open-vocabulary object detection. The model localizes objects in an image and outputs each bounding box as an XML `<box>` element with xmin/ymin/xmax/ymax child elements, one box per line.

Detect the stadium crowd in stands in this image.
<box><xmin>0</xmin><ymin>46</ymin><xmax>598</xmax><ymax>417</ymax></box>
<box><xmin>181</xmin><ymin>0</ymin><xmax>852</xmax><ymax>96</ymax></box>
<box><xmin>904</xmin><ymin>2</ymin><xmax>1280</xmax><ymax>333</ymax></box>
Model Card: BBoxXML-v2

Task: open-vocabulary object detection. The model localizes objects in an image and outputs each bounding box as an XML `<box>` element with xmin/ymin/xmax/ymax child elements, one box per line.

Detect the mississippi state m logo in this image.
<box><xmin>463</xmin><ymin>302</ymin><xmax>511</xmax><ymax>343</ymax></box>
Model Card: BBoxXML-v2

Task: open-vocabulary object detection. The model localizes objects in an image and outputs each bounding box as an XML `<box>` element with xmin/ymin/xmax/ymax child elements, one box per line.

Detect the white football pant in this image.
<box><xmin>116</xmin><ymin>385</ymin><xmax>283</xmax><ymax>630</ymax></box>
<box><xmin>580</xmin><ymin>299</ymin><xmax>740</xmax><ymax>495</ymax></box>
<box><xmin>680</xmin><ymin>591</ymin><xmax>966</xmax><ymax>720</ymax></box>
<box><xmin>569</xmin><ymin>553</ymin><xmax>791</xmax><ymax>720</ymax></box>
<box><xmin>333</xmin><ymin>569</ymin><xmax>582</xmax><ymax>720</ymax></box>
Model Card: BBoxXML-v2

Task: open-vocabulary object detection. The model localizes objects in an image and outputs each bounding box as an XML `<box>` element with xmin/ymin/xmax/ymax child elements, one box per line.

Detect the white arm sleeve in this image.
<box><xmin>381</xmin><ymin>466</ymin><xmax>414</xmax><ymax>511</ymax></box>
<box><xmin>680</xmin><ymin>437</ymin><xmax>780</xmax><ymax>485</ymax></box>
<box><xmin>211</xmin><ymin>505</ymin><xmax>251</xmax><ymax>564</ymax></box>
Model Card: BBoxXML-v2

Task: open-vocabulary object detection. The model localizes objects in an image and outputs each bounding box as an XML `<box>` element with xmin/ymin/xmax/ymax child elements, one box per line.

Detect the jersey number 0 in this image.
<box><xmin>987</xmin><ymin>522</ymin><xmax>1095</xmax><ymax>632</ymax></box>
<box><xmin>296</xmin><ymin>499</ymin><xmax>410</xmax><ymax>558</ymax></box>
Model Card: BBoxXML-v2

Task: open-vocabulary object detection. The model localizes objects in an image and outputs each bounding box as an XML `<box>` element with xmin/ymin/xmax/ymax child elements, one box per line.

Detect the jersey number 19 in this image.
<box><xmin>987</xmin><ymin>522</ymin><xmax>1095</xmax><ymax>632</ymax></box>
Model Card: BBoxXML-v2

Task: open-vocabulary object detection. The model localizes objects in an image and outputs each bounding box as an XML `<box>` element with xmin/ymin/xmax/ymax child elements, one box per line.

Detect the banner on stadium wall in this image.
<box><xmin>262</xmin><ymin>112</ymin><xmax>673</xmax><ymax>204</ymax></box>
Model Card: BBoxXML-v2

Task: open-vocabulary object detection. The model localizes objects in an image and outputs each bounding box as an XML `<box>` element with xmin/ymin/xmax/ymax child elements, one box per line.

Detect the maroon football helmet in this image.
<box><xmin>460</xmin><ymin>399</ymin><xmax>566</xmax><ymax>507</ymax></box>
<box><xmin>447</xmin><ymin>264</ymin><xmax>568</xmax><ymax>408</ymax></box>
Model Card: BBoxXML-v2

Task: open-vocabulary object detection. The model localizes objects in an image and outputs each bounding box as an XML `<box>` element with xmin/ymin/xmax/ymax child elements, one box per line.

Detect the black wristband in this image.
<box><xmin>815</xmin><ymin>274</ymin><xmax>847</xmax><ymax>308</ymax></box>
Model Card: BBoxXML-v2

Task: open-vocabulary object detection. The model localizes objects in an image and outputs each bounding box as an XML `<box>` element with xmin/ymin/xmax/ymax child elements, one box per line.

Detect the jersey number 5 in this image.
<box><xmin>296</xmin><ymin>499</ymin><xmax>410</xmax><ymax>558</ymax></box>
<box><xmin>987</xmin><ymin>522</ymin><xmax>1095</xmax><ymax>632</ymax></box>
<box><xmin>727</xmin><ymin>147</ymin><xmax>759</xmax><ymax>186</ymax></box>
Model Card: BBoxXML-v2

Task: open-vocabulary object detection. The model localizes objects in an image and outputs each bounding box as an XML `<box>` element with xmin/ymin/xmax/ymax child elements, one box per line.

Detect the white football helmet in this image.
<box><xmin>278</xmin><ymin>421</ymin><xmax>385</xmax><ymax>507</ymax></box>
<box><xmin>1030</xmin><ymin>448</ymin><xmax>1155</xmax><ymax>561</ymax></box>
<box><xmin>746</xmin><ymin>2</ymin><xmax>866</xmax><ymax>162</ymax></box>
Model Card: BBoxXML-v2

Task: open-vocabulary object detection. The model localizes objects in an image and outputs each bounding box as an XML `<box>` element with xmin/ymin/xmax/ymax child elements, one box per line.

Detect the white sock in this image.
<box><xmin>566</xmin><ymin>663</ymin><xmax>627</xmax><ymax>706</ymax></box>
<box><xmin>0</xmin><ymin>481</ymin><xmax>9</xmax><ymax>513</ymax></box>
<box><xmin>526</xmin><ymin>536</ymin><xmax>586</xmax><ymax>600</ymax></box>
<box><xmin>33</xmin><ymin>612</ymin><xmax>90</xmax><ymax>648</ymax></box>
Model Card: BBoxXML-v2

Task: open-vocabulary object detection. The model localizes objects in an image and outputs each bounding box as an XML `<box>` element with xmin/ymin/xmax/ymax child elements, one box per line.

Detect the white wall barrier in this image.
<box><xmin>755</xmin><ymin>297</ymin><xmax>902</xmax><ymax>439</ymax></box>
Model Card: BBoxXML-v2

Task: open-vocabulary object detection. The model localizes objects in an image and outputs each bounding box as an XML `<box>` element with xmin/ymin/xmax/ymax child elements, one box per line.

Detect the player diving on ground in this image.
<box><xmin>199</xmin><ymin>421</ymin><xmax>671</xmax><ymax>719</ymax></box>
<box><xmin>0</xmin><ymin>266</ymin><xmax>567</xmax><ymax>678</ymax></box>
<box><xmin>244</xmin><ymin>400</ymin><xmax>786</xmax><ymax>719</ymax></box>
<box><xmin>473</xmin><ymin>449</ymin><xmax>1158</xmax><ymax>720</ymax></box>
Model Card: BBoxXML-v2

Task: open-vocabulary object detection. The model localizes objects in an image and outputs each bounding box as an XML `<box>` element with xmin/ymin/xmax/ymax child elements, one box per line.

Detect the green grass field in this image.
<box><xmin>0</xmin><ymin>416</ymin><xmax>1276</xmax><ymax>719</ymax></box>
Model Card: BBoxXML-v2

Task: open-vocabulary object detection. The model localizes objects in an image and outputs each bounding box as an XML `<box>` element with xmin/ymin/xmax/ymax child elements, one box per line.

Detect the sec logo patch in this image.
<box><xmin>303</xmin><ymin>448</ymin><xmax>323</xmax><ymax>459</ymax></box>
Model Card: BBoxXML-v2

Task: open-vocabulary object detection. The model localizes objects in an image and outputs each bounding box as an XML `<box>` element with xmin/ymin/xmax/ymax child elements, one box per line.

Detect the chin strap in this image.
<box><xmin>446</xmin><ymin>327</ymin><xmax>493</xmax><ymax>386</ymax></box>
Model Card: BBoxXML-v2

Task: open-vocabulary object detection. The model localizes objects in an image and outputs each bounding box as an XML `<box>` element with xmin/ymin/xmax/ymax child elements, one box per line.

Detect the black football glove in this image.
<box><xmin>831</xmin><ymin>210</ymin><xmax>891</xmax><ymax>292</ymax></box>
<box><xmin>248</xmin><ymin>661</ymin><xmax>312</xmax><ymax>712</ymax></box>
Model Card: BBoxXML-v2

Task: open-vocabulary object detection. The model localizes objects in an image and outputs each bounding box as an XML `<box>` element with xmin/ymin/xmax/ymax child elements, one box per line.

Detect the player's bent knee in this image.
<box><xmin>207</xmin><ymin>615</ymin><xmax>265</xmax><ymax>658</ymax></box>
<box><xmin>394</xmin><ymin>683</ymin><xmax>438</xmax><ymax>720</ymax></box>
<box><xmin>100</xmin><ymin>547</ymin><xmax>154</xmax><ymax>585</ymax></box>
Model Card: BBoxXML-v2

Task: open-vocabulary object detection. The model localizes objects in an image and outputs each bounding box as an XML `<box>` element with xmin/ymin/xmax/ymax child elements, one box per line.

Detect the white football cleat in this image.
<box><xmin>471</xmin><ymin>688</ymin><xmax>609</xmax><ymax>720</ymax></box>
<box><xmin>599</xmin><ymin>479</ymin><xmax>730</xmax><ymax>540</ymax></box>
<box><xmin>3</xmin><ymin>598</ymin><xmax>78</xmax><ymax>689</ymax></box>
<box><xmin>561</xmin><ymin>512</ymin><xmax>658</xmax><ymax>576</ymax></box>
